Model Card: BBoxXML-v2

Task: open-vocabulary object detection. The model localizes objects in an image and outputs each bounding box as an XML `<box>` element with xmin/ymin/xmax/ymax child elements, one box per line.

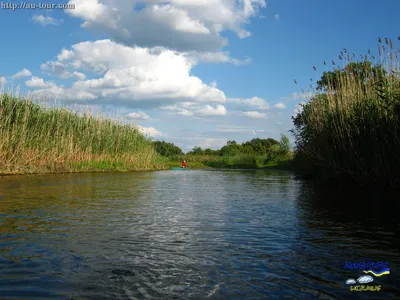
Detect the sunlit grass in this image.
<box><xmin>0</xmin><ymin>93</ymin><xmax>169</xmax><ymax>174</ymax></box>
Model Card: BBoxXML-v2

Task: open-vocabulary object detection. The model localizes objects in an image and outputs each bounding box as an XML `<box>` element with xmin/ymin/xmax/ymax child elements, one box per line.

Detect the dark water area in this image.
<box><xmin>0</xmin><ymin>170</ymin><xmax>399</xmax><ymax>299</ymax></box>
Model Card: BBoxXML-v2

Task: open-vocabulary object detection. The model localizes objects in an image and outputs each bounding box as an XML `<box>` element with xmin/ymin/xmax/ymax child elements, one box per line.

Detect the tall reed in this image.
<box><xmin>292</xmin><ymin>37</ymin><xmax>400</xmax><ymax>187</ymax></box>
<box><xmin>0</xmin><ymin>93</ymin><xmax>167</xmax><ymax>174</ymax></box>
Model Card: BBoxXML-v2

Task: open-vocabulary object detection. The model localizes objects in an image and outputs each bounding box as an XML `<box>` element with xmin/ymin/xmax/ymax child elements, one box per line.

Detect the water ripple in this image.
<box><xmin>0</xmin><ymin>170</ymin><xmax>399</xmax><ymax>299</ymax></box>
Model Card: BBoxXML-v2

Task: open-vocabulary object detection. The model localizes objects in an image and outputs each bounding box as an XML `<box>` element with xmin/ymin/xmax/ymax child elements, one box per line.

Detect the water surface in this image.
<box><xmin>0</xmin><ymin>170</ymin><xmax>399</xmax><ymax>299</ymax></box>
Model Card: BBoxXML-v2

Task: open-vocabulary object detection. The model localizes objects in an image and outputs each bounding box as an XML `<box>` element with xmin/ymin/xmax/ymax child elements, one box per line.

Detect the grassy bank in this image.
<box><xmin>167</xmin><ymin>153</ymin><xmax>294</xmax><ymax>170</ymax></box>
<box><xmin>291</xmin><ymin>37</ymin><xmax>400</xmax><ymax>187</ymax></box>
<box><xmin>0</xmin><ymin>94</ymin><xmax>169</xmax><ymax>175</ymax></box>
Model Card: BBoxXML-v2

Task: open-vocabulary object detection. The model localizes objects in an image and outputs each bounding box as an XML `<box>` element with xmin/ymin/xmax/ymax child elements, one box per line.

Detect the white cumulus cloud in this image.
<box><xmin>25</xmin><ymin>76</ymin><xmax>57</xmax><ymax>89</ymax></box>
<box><xmin>137</xmin><ymin>125</ymin><xmax>162</xmax><ymax>137</ymax></box>
<box><xmin>197</xmin><ymin>104</ymin><xmax>227</xmax><ymax>116</ymax></box>
<box><xmin>243</xmin><ymin>111</ymin><xmax>266</xmax><ymax>119</ymax></box>
<box><xmin>29</xmin><ymin>39</ymin><xmax>227</xmax><ymax>107</ymax></box>
<box><xmin>65</xmin><ymin>0</ymin><xmax>266</xmax><ymax>51</ymax></box>
<box><xmin>127</xmin><ymin>111</ymin><xmax>151</xmax><ymax>120</ymax></box>
<box><xmin>161</xmin><ymin>103</ymin><xmax>227</xmax><ymax>117</ymax></box>
<box><xmin>228</xmin><ymin>96</ymin><xmax>269</xmax><ymax>110</ymax></box>
<box><xmin>274</xmin><ymin>102</ymin><xmax>286</xmax><ymax>109</ymax></box>
<box><xmin>11</xmin><ymin>68</ymin><xmax>32</xmax><ymax>79</ymax></box>
<box><xmin>32</xmin><ymin>14</ymin><xmax>63</xmax><ymax>26</ymax></box>
<box><xmin>188</xmin><ymin>51</ymin><xmax>252</xmax><ymax>65</ymax></box>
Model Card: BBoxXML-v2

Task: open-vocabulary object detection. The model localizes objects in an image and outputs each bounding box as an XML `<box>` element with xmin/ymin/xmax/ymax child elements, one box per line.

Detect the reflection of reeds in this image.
<box><xmin>0</xmin><ymin>93</ymin><xmax>168</xmax><ymax>174</ymax></box>
<box><xmin>292</xmin><ymin>37</ymin><xmax>400</xmax><ymax>187</ymax></box>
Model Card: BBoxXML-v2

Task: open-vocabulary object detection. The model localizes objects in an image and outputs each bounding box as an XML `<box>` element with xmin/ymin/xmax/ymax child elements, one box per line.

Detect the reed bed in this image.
<box><xmin>292</xmin><ymin>37</ymin><xmax>400</xmax><ymax>187</ymax></box>
<box><xmin>0</xmin><ymin>93</ymin><xmax>168</xmax><ymax>174</ymax></box>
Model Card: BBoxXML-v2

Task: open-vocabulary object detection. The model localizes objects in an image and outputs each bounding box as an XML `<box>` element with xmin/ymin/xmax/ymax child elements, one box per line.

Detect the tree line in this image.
<box><xmin>153</xmin><ymin>134</ymin><xmax>291</xmax><ymax>158</ymax></box>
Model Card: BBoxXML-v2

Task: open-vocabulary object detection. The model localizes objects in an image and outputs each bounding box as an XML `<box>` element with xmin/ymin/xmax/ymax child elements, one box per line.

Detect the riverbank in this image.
<box><xmin>0</xmin><ymin>94</ymin><xmax>169</xmax><ymax>175</ymax></box>
<box><xmin>166</xmin><ymin>154</ymin><xmax>294</xmax><ymax>170</ymax></box>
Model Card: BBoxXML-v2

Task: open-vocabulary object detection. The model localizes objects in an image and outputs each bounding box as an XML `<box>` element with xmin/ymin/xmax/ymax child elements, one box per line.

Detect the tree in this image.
<box><xmin>316</xmin><ymin>69</ymin><xmax>344</xmax><ymax>91</ymax></box>
<box><xmin>279</xmin><ymin>133</ymin><xmax>291</xmax><ymax>154</ymax></box>
<box><xmin>220</xmin><ymin>142</ymin><xmax>242</xmax><ymax>156</ymax></box>
<box><xmin>248</xmin><ymin>138</ymin><xmax>267</xmax><ymax>155</ymax></box>
<box><xmin>265</xmin><ymin>138</ymin><xmax>280</xmax><ymax>149</ymax></box>
<box><xmin>265</xmin><ymin>144</ymin><xmax>282</xmax><ymax>163</ymax></box>
<box><xmin>204</xmin><ymin>148</ymin><xmax>214</xmax><ymax>155</ymax></box>
<box><xmin>191</xmin><ymin>146</ymin><xmax>204</xmax><ymax>155</ymax></box>
<box><xmin>241</xmin><ymin>143</ymin><xmax>255</xmax><ymax>154</ymax></box>
<box><xmin>153</xmin><ymin>141</ymin><xmax>183</xmax><ymax>157</ymax></box>
<box><xmin>316</xmin><ymin>62</ymin><xmax>386</xmax><ymax>92</ymax></box>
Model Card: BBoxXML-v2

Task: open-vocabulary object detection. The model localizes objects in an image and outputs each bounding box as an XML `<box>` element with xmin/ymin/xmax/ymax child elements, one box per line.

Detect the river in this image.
<box><xmin>0</xmin><ymin>170</ymin><xmax>399</xmax><ymax>299</ymax></box>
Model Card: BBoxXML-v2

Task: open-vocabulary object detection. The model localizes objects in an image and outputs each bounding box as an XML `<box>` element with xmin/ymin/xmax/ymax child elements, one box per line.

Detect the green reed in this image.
<box><xmin>0</xmin><ymin>93</ymin><xmax>168</xmax><ymax>174</ymax></box>
<box><xmin>292</xmin><ymin>37</ymin><xmax>400</xmax><ymax>187</ymax></box>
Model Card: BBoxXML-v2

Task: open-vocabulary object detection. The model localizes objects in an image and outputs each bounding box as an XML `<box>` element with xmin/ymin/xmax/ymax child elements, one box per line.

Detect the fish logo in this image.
<box><xmin>363</xmin><ymin>268</ymin><xmax>390</xmax><ymax>277</ymax></box>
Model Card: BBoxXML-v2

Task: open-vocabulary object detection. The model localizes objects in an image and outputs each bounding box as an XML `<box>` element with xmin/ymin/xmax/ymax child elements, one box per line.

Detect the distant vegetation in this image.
<box><xmin>0</xmin><ymin>94</ymin><xmax>168</xmax><ymax>174</ymax></box>
<box><xmin>291</xmin><ymin>36</ymin><xmax>400</xmax><ymax>187</ymax></box>
<box><xmin>154</xmin><ymin>135</ymin><xmax>293</xmax><ymax>169</ymax></box>
<box><xmin>0</xmin><ymin>92</ymin><xmax>292</xmax><ymax>174</ymax></box>
<box><xmin>152</xmin><ymin>140</ymin><xmax>184</xmax><ymax>157</ymax></box>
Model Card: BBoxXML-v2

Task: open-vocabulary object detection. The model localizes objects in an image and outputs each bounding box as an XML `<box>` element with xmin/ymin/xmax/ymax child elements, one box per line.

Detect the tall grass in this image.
<box><xmin>292</xmin><ymin>37</ymin><xmax>400</xmax><ymax>187</ymax></box>
<box><xmin>0</xmin><ymin>93</ymin><xmax>168</xmax><ymax>174</ymax></box>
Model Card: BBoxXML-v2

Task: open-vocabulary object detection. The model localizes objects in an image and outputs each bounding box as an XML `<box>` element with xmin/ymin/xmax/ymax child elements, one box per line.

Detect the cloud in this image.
<box><xmin>161</xmin><ymin>103</ymin><xmax>227</xmax><ymax>117</ymax></box>
<box><xmin>65</xmin><ymin>0</ymin><xmax>266</xmax><ymax>52</ymax></box>
<box><xmin>216</xmin><ymin>128</ymin><xmax>265</xmax><ymax>135</ymax></box>
<box><xmin>177</xmin><ymin>108</ymin><xmax>194</xmax><ymax>116</ymax></box>
<box><xmin>11</xmin><ymin>68</ymin><xmax>32</xmax><ymax>79</ymax></box>
<box><xmin>172</xmin><ymin>136</ymin><xmax>228</xmax><ymax>151</ymax></box>
<box><xmin>228</xmin><ymin>96</ymin><xmax>269</xmax><ymax>110</ymax></box>
<box><xmin>40</xmin><ymin>61</ymin><xmax>86</xmax><ymax>80</ymax></box>
<box><xmin>137</xmin><ymin>125</ymin><xmax>162</xmax><ymax>137</ymax></box>
<box><xmin>25</xmin><ymin>76</ymin><xmax>57</xmax><ymax>89</ymax></box>
<box><xmin>29</xmin><ymin>39</ymin><xmax>226</xmax><ymax>107</ymax></box>
<box><xmin>32</xmin><ymin>14</ymin><xmax>63</xmax><ymax>26</ymax></box>
<box><xmin>274</xmin><ymin>13</ymin><xmax>280</xmax><ymax>21</ymax></box>
<box><xmin>26</xmin><ymin>77</ymin><xmax>97</xmax><ymax>100</ymax></box>
<box><xmin>285</xmin><ymin>92</ymin><xmax>313</xmax><ymax>101</ymax></box>
<box><xmin>197</xmin><ymin>137</ymin><xmax>227</xmax><ymax>149</ymax></box>
<box><xmin>197</xmin><ymin>104</ymin><xmax>227</xmax><ymax>116</ymax></box>
<box><xmin>274</xmin><ymin>102</ymin><xmax>286</xmax><ymax>109</ymax></box>
<box><xmin>127</xmin><ymin>111</ymin><xmax>151</xmax><ymax>120</ymax></box>
<box><xmin>216</xmin><ymin>128</ymin><xmax>264</xmax><ymax>133</ymax></box>
<box><xmin>188</xmin><ymin>51</ymin><xmax>252</xmax><ymax>65</ymax></box>
<box><xmin>243</xmin><ymin>111</ymin><xmax>266</xmax><ymax>119</ymax></box>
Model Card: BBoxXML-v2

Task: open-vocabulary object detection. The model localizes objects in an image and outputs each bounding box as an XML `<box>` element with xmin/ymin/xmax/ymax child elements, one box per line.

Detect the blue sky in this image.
<box><xmin>1</xmin><ymin>0</ymin><xmax>399</xmax><ymax>151</ymax></box>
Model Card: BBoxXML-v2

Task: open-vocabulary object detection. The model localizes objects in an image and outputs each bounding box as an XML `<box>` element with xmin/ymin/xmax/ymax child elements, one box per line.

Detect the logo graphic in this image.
<box><xmin>363</xmin><ymin>268</ymin><xmax>390</xmax><ymax>277</ymax></box>
<box><xmin>346</xmin><ymin>279</ymin><xmax>356</xmax><ymax>285</ymax></box>
<box><xmin>356</xmin><ymin>275</ymin><xmax>374</xmax><ymax>284</ymax></box>
<box><xmin>344</xmin><ymin>261</ymin><xmax>390</xmax><ymax>292</ymax></box>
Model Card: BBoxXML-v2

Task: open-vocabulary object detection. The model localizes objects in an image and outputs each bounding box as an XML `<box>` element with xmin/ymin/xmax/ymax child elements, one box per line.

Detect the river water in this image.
<box><xmin>0</xmin><ymin>170</ymin><xmax>399</xmax><ymax>299</ymax></box>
